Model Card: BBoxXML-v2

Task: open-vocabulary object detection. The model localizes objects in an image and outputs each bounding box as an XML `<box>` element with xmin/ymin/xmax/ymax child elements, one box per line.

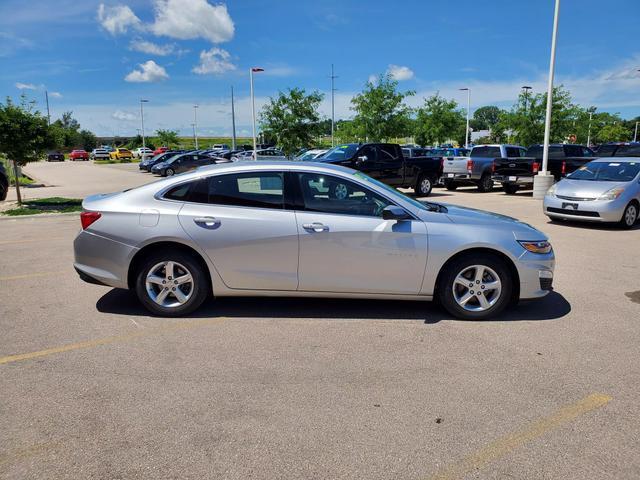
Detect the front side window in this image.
<box><xmin>297</xmin><ymin>172</ymin><xmax>392</xmax><ymax>217</ymax></box>
<box><xmin>200</xmin><ymin>172</ymin><xmax>284</xmax><ymax>209</ymax></box>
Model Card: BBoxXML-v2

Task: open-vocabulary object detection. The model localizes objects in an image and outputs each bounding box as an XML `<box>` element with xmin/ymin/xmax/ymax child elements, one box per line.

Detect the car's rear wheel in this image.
<box><xmin>478</xmin><ymin>173</ymin><xmax>494</xmax><ymax>192</ymax></box>
<box><xmin>503</xmin><ymin>183</ymin><xmax>519</xmax><ymax>195</ymax></box>
<box><xmin>165</xmin><ymin>168</ymin><xmax>175</xmax><ymax>177</ymax></box>
<box><xmin>437</xmin><ymin>253</ymin><xmax>513</xmax><ymax>320</ymax></box>
<box><xmin>415</xmin><ymin>174</ymin><xmax>434</xmax><ymax>197</ymax></box>
<box><xmin>619</xmin><ymin>201</ymin><xmax>638</xmax><ymax>229</ymax></box>
<box><xmin>444</xmin><ymin>179</ymin><xmax>458</xmax><ymax>191</ymax></box>
<box><xmin>135</xmin><ymin>252</ymin><xmax>209</xmax><ymax>317</ymax></box>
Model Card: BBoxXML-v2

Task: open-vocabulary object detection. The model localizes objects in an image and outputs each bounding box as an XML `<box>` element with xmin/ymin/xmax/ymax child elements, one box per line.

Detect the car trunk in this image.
<box><xmin>442</xmin><ymin>157</ymin><xmax>471</xmax><ymax>175</ymax></box>
<box><xmin>493</xmin><ymin>157</ymin><xmax>537</xmax><ymax>176</ymax></box>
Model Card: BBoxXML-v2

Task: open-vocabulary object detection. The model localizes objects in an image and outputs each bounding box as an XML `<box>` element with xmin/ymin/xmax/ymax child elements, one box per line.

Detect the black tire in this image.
<box><xmin>444</xmin><ymin>179</ymin><xmax>458</xmax><ymax>191</ymax></box>
<box><xmin>478</xmin><ymin>173</ymin><xmax>494</xmax><ymax>192</ymax></box>
<box><xmin>415</xmin><ymin>174</ymin><xmax>434</xmax><ymax>197</ymax></box>
<box><xmin>437</xmin><ymin>252</ymin><xmax>513</xmax><ymax>320</ymax></box>
<box><xmin>165</xmin><ymin>167</ymin><xmax>175</xmax><ymax>177</ymax></box>
<box><xmin>503</xmin><ymin>183</ymin><xmax>519</xmax><ymax>195</ymax></box>
<box><xmin>619</xmin><ymin>201</ymin><xmax>638</xmax><ymax>229</ymax></box>
<box><xmin>135</xmin><ymin>250</ymin><xmax>209</xmax><ymax>317</ymax></box>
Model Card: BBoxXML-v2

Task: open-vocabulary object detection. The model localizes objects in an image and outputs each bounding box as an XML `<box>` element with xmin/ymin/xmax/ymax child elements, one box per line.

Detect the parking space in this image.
<box><xmin>1</xmin><ymin>165</ymin><xmax>639</xmax><ymax>479</ymax></box>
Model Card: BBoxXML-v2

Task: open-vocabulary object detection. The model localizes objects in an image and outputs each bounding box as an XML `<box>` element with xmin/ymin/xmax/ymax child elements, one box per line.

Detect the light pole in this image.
<box><xmin>193</xmin><ymin>105</ymin><xmax>199</xmax><ymax>150</ymax></box>
<box><xmin>459</xmin><ymin>88</ymin><xmax>471</xmax><ymax>148</ymax></box>
<box><xmin>231</xmin><ymin>86</ymin><xmax>237</xmax><ymax>150</ymax></box>
<box><xmin>45</xmin><ymin>90</ymin><xmax>51</xmax><ymax>126</ymax></box>
<box><xmin>140</xmin><ymin>99</ymin><xmax>149</xmax><ymax>153</ymax></box>
<box><xmin>250</xmin><ymin>67</ymin><xmax>264</xmax><ymax>160</ymax></box>
<box><xmin>533</xmin><ymin>0</ymin><xmax>560</xmax><ymax>200</ymax></box>
<box><xmin>587</xmin><ymin>111</ymin><xmax>593</xmax><ymax>146</ymax></box>
<box><xmin>522</xmin><ymin>85</ymin><xmax>532</xmax><ymax>112</ymax></box>
<box><xmin>634</xmin><ymin>121</ymin><xmax>639</xmax><ymax>143</ymax></box>
<box><xmin>330</xmin><ymin>64</ymin><xmax>338</xmax><ymax>147</ymax></box>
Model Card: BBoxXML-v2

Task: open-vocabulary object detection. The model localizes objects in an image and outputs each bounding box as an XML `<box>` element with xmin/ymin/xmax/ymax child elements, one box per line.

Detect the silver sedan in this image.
<box><xmin>74</xmin><ymin>161</ymin><xmax>555</xmax><ymax>320</ymax></box>
<box><xmin>543</xmin><ymin>157</ymin><xmax>640</xmax><ymax>228</ymax></box>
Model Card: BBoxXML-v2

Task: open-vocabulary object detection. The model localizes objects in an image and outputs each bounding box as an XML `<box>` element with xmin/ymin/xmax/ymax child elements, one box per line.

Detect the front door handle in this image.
<box><xmin>302</xmin><ymin>222</ymin><xmax>329</xmax><ymax>233</ymax></box>
<box><xmin>194</xmin><ymin>216</ymin><xmax>221</xmax><ymax>229</ymax></box>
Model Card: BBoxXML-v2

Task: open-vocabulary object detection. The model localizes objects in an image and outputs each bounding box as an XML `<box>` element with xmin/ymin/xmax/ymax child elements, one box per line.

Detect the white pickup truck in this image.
<box><xmin>442</xmin><ymin>144</ymin><xmax>527</xmax><ymax>192</ymax></box>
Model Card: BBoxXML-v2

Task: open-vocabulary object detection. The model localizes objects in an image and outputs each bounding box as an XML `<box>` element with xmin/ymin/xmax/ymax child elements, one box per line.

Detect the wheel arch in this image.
<box><xmin>127</xmin><ymin>240</ymin><xmax>212</xmax><ymax>292</ymax></box>
<box><xmin>434</xmin><ymin>247</ymin><xmax>520</xmax><ymax>304</ymax></box>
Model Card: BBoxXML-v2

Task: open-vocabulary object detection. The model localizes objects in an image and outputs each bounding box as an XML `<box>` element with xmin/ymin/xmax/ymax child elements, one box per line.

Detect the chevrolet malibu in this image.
<box><xmin>543</xmin><ymin>157</ymin><xmax>640</xmax><ymax>228</ymax></box>
<box><xmin>74</xmin><ymin>162</ymin><xmax>555</xmax><ymax>320</ymax></box>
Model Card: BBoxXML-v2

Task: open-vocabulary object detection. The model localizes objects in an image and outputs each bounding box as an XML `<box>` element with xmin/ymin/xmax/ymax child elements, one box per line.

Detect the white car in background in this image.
<box><xmin>133</xmin><ymin>147</ymin><xmax>154</xmax><ymax>159</ymax></box>
<box><xmin>231</xmin><ymin>149</ymin><xmax>288</xmax><ymax>161</ymax></box>
<box><xmin>296</xmin><ymin>149</ymin><xmax>328</xmax><ymax>161</ymax></box>
<box><xmin>90</xmin><ymin>148</ymin><xmax>110</xmax><ymax>160</ymax></box>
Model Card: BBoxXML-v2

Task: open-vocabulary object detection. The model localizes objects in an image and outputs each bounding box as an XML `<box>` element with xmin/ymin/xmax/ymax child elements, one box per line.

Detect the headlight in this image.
<box><xmin>546</xmin><ymin>183</ymin><xmax>557</xmax><ymax>196</ymax></box>
<box><xmin>519</xmin><ymin>240</ymin><xmax>552</xmax><ymax>254</ymax></box>
<box><xmin>597</xmin><ymin>186</ymin><xmax>625</xmax><ymax>201</ymax></box>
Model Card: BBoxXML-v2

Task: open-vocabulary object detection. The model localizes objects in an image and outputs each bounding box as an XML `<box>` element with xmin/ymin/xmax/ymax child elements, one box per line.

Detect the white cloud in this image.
<box><xmin>124</xmin><ymin>60</ymin><xmax>169</xmax><ymax>82</ymax></box>
<box><xmin>15</xmin><ymin>82</ymin><xmax>37</xmax><ymax>90</ymax></box>
<box><xmin>49</xmin><ymin>91</ymin><xmax>63</xmax><ymax>98</ymax></box>
<box><xmin>192</xmin><ymin>47</ymin><xmax>236</xmax><ymax>75</ymax></box>
<box><xmin>367</xmin><ymin>74</ymin><xmax>377</xmax><ymax>85</ymax></box>
<box><xmin>387</xmin><ymin>64</ymin><xmax>414</xmax><ymax>81</ymax></box>
<box><xmin>112</xmin><ymin>109</ymin><xmax>137</xmax><ymax>121</ymax></box>
<box><xmin>97</xmin><ymin>3</ymin><xmax>141</xmax><ymax>35</ymax></box>
<box><xmin>129</xmin><ymin>39</ymin><xmax>186</xmax><ymax>56</ymax></box>
<box><xmin>151</xmin><ymin>0</ymin><xmax>234</xmax><ymax>43</ymax></box>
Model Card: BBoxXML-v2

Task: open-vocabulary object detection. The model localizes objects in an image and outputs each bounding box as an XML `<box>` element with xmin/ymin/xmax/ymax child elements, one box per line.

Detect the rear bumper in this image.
<box><xmin>73</xmin><ymin>230</ymin><xmax>137</xmax><ymax>289</ymax></box>
<box><xmin>543</xmin><ymin>195</ymin><xmax>626</xmax><ymax>222</ymax></box>
<box><xmin>492</xmin><ymin>174</ymin><xmax>534</xmax><ymax>186</ymax></box>
<box><xmin>443</xmin><ymin>173</ymin><xmax>479</xmax><ymax>182</ymax></box>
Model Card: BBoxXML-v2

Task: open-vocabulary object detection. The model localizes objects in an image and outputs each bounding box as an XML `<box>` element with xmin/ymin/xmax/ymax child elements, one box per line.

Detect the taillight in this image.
<box><xmin>532</xmin><ymin>161</ymin><xmax>540</xmax><ymax>173</ymax></box>
<box><xmin>561</xmin><ymin>161</ymin><xmax>566</xmax><ymax>176</ymax></box>
<box><xmin>492</xmin><ymin>161</ymin><xmax>496</xmax><ymax>173</ymax></box>
<box><xmin>80</xmin><ymin>211</ymin><xmax>101</xmax><ymax>230</ymax></box>
<box><xmin>466</xmin><ymin>159</ymin><xmax>474</xmax><ymax>173</ymax></box>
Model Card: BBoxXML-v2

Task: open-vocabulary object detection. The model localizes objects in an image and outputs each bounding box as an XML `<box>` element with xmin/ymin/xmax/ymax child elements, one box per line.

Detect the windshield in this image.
<box><xmin>568</xmin><ymin>161</ymin><xmax>640</xmax><ymax>182</ymax></box>
<box><xmin>321</xmin><ymin>144</ymin><xmax>358</xmax><ymax>161</ymax></box>
<box><xmin>164</xmin><ymin>154</ymin><xmax>183</xmax><ymax>164</ymax></box>
<box><xmin>353</xmin><ymin>172</ymin><xmax>443</xmax><ymax>212</ymax></box>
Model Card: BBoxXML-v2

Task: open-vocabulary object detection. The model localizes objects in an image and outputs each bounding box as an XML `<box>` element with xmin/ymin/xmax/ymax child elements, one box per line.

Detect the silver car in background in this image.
<box><xmin>74</xmin><ymin>162</ymin><xmax>555</xmax><ymax>320</ymax></box>
<box><xmin>543</xmin><ymin>157</ymin><xmax>640</xmax><ymax>228</ymax></box>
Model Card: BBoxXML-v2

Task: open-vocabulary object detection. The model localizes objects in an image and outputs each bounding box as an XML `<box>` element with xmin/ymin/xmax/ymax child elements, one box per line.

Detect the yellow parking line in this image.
<box><xmin>0</xmin><ymin>317</ymin><xmax>226</xmax><ymax>365</ymax></box>
<box><xmin>0</xmin><ymin>271</ymin><xmax>65</xmax><ymax>281</ymax></box>
<box><xmin>429</xmin><ymin>393</ymin><xmax>612</xmax><ymax>480</ymax></box>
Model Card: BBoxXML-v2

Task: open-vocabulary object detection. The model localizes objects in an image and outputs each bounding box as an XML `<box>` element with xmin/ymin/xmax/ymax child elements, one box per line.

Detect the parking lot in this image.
<box><xmin>1</xmin><ymin>162</ymin><xmax>639</xmax><ymax>479</ymax></box>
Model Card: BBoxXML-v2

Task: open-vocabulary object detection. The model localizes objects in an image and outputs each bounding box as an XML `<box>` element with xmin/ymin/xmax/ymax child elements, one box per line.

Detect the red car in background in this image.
<box><xmin>153</xmin><ymin>146</ymin><xmax>168</xmax><ymax>155</ymax></box>
<box><xmin>69</xmin><ymin>149</ymin><xmax>89</xmax><ymax>161</ymax></box>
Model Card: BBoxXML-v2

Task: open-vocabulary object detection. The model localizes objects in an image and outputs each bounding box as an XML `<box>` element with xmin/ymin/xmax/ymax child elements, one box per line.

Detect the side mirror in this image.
<box><xmin>356</xmin><ymin>155</ymin><xmax>368</xmax><ymax>165</ymax></box>
<box><xmin>382</xmin><ymin>205</ymin><xmax>411</xmax><ymax>221</ymax></box>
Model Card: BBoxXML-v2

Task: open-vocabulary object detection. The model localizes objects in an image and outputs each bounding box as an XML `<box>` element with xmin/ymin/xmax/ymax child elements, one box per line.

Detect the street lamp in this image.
<box><xmin>193</xmin><ymin>104</ymin><xmax>199</xmax><ymax>150</ymax></box>
<box><xmin>459</xmin><ymin>88</ymin><xmax>471</xmax><ymax>149</ymax></box>
<box><xmin>250</xmin><ymin>67</ymin><xmax>264</xmax><ymax>160</ymax></box>
<box><xmin>140</xmin><ymin>99</ymin><xmax>149</xmax><ymax>154</ymax></box>
<box><xmin>522</xmin><ymin>85</ymin><xmax>532</xmax><ymax>112</ymax></box>
<box><xmin>533</xmin><ymin>0</ymin><xmax>560</xmax><ymax>200</ymax></box>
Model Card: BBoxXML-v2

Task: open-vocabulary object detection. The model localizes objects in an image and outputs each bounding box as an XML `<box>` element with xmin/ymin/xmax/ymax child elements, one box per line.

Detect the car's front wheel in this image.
<box><xmin>135</xmin><ymin>251</ymin><xmax>209</xmax><ymax>317</ymax></box>
<box><xmin>478</xmin><ymin>173</ymin><xmax>494</xmax><ymax>192</ymax></box>
<box><xmin>165</xmin><ymin>168</ymin><xmax>175</xmax><ymax>177</ymax></box>
<box><xmin>619</xmin><ymin>201</ymin><xmax>638</xmax><ymax>229</ymax></box>
<box><xmin>437</xmin><ymin>253</ymin><xmax>513</xmax><ymax>320</ymax></box>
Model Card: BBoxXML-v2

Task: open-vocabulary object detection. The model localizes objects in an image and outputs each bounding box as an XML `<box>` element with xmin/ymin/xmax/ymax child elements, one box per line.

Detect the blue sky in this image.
<box><xmin>1</xmin><ymin>0</ymin><xmax>640</xmax><ymax>137</ymax></box>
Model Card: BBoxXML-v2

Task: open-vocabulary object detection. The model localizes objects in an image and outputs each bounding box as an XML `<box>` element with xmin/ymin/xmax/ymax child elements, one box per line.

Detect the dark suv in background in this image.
<box><xmin>0</xmin><ymin>162</ymin><xmax>9</xmax><ymax>201</ymax></box>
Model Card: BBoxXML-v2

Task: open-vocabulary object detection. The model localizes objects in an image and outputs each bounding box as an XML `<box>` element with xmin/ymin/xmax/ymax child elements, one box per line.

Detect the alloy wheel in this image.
<box><xmin>625</xmin><ymin>205</ymin><xmax>637</xmax><ymax>227</ymax></box>
<box><xmin>452</xmin><ymin>264</ymin><xmax>502</xmax><ymax>312</ymax></box>
<box><xmin>145</xmin><ymin>261</ymin><xmax>194</xmax><ymax>308</ymax></box>
<box><xmin>420</xmin><ymin>177</ymin><xmax>432</xmax><ymax>195</ymax></box>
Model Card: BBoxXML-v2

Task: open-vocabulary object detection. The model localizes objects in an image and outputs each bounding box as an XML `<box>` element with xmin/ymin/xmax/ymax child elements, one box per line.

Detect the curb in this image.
<box><xmin>0</xmin><ymin>211</ymin><xmax>79</xmax><ymax>221</ymax></box>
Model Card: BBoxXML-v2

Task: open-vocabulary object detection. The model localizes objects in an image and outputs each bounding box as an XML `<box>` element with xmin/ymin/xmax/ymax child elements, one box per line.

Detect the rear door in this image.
<box><xmin>375</xmin><ymin>144</ymin><xmax>404</xmax><ymax>186</ymax></box>
<box><xmin>292</xmin><ymin>171</ymin><xmax>428</xmax><ymax>294</ymax></box>
<box><xmin>178</xmin><ymin>171</ymin><xmax>299</xmax><ymax>290</ymax></box>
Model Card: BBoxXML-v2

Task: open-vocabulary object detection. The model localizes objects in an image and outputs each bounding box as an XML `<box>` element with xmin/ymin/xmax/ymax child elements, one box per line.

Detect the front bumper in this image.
<box><xmin>73</xmin><ymin>230</ymin><xmax>137</xmax><ymax>289</ymax></box>
<box><xmin>543</xmin><ymin>194</ymin><xmax>626</xmax><ymax>223</ymax></box>
<box><xmin>516</xmin><ymin>251</ymin><xmax>555</xmax><ymax>300</ymax></box>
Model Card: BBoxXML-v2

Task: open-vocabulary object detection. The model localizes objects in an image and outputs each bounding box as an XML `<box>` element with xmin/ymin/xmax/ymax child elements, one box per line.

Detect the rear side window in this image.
<box><xmin>378</xmin><ymin>144</ymin><xmax>400</xmax><ymax>161</ymax></box>
<box><xmin>164</xmin><ymin>182</ymin><xmax>194</xmax><ymax>201</ymax></box>
<box><xmin>615</xmin><ymin>144</ymin><xmax>640</xmax><ymax>156</ymax></box>
<box><xmin>197</xmin><ymin>172</ymin><xmax>284</xmax><ymax>209</ymax></box>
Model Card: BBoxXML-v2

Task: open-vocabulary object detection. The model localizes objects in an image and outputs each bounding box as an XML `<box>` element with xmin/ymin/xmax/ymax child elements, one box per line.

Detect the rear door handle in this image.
<box><xmin>302</xmin><ymin>222</ymin><xmax>329</xmax><ymax>233</ymax></box>
<box><xmin>194</xmin><ymin>216</ymin><xmax>221</xmax><ymax>229</ymax></box>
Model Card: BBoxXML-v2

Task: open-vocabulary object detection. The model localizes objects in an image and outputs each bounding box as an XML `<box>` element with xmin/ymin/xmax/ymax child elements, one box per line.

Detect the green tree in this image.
<box><xmin>259</xmin><ymin>87</ymin><xmax>324</xmax><ymax>157</ymax></box>
<box><xmin>471</xmin><ymin>106</ymin><xmax>503</xmax><ymax>131</ymax></box>
<box><xmin>0</xmin><ymin>96</ymin><xmax>54</xmax><ymax>203</ymax></box>
<box><xmin>155</xmin><ymin>129</ymin><xmax>179</xmax><ymax>147</ymax></box>
<box><xmin>596</xmin><ymin>123</ymin><xmax>630</xmax><ymax>143</ymax></box>
<box><xmin>51</xmin><ymin>111</ymin><xmax>82</xmax><ymax>148</ymax></box>
<box><xmin>413</xmin><ymin>93</ymin><xmax>466</xmax><ymax>146</ymax></box>
<box><xmin>79</xmin><ymin>129</ymin><xmax>97</xmax><ymax>151</ymax></box>
<box><xmin>350</xmin><ymin>74</ymin><xmax>414</xmax><ymax>142</ymax></box>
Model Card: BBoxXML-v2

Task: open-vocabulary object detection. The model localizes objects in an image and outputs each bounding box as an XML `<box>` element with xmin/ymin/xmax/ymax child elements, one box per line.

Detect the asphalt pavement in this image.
<box><xmin>1</xmin><ymin>161</ymin><xmax>639</xmax><ymax>479</ymax></box>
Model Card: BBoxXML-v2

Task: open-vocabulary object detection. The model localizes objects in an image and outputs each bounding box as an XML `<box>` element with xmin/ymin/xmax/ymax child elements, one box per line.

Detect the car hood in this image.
<box><xmin>553</xmin><ymin>178</ymin><xmax>628</xmax><ymax>198</ymax></box>
<box><xmin>441</xmin><ymin>204</ymin><xmax>547</xmax><ymax>240</ymax></box>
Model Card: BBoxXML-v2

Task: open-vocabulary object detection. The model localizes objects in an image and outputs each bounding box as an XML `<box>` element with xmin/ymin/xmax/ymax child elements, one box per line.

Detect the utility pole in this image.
<box><xmin>634</xmin><ymin>121</ymin><xmax>639</xmax><ymax>143</ymax></box>
<box><xmin>249</xmin><ymin>67</ymin><xmax>264</xmax><ymax>160</ymax></box>
<box><xmin>45</xmin><ymin>90</ymin><xmax>51</xmax><ymax>126</ymax></box>
<box><xmin>587</xmin><ymin>111</ymin><xmax>593</xmax><ymax>146</ymax></box>
<box><xmin>330</xmin><ymin>64</ymin><xmax>338</xmax><ymax>147</ymax></box>
<box><xmin>533</xmin><ymin>0</ymin><xmax>560</xmax><ymax>200</ymax></box>
<box><xmin>140</xmin><ymin>99</ymin><xmax>149</xmax><ymax>154</ymax></box>
<box><xmin>231</xmin><ymin>86</ymin><xmax>237</xmax><ymax>150</ymax></box>
<box><xmin>522</xmin><ymin>85</ymin><xmax>532</xmax><ymax>112</ymax></box>
<box><xmin>193</xmin><ymin>104</ymin><xmax>199</xmax><ymax>150</ymax></box>
<box><xmin>459</xmin><ymin>88</ymin><xmax>471</xmax><ymax>148</ymax></box>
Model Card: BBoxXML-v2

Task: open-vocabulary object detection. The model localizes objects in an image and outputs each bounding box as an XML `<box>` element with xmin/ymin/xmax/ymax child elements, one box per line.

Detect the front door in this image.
<box><xmin>293</xmin><ymin>171</ymin><xmax>428</xmax><ymax>294</ymax></box>
<box><xmin>178</xmin><ymin>171</ymin><xmax>299</xmax><ymax>290</ymax></box>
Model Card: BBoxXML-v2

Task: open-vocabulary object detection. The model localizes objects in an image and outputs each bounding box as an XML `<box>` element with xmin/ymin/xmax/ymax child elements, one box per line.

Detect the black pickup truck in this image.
<box><xmin>317</xmin><ymin>143</ymin><xmax>443</xmax><ymax>196</ymax></box>
<box><xmin>492</xmin><ymin>144</ymin><xmax>596</xmax><ymax>194</ymax></box>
